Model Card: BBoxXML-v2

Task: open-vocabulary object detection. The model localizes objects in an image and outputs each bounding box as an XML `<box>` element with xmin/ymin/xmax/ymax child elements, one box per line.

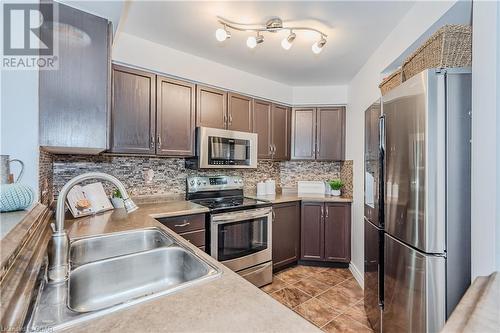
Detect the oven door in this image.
<box><xmin>198</xmin><ymin>127</ymin><xmax>257</xmax><ymax>169</ymax></box>
<box><xmin>210</xmin><ymin>207</ymin><xmax>272</xmax><ymax>272</ymax></box>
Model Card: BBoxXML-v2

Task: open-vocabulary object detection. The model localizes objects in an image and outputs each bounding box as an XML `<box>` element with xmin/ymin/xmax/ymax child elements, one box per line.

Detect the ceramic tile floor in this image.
<box><xmin>260</xmin><ymin>265</ymin><xmax>374</xmax><ymax>333</ymax></box>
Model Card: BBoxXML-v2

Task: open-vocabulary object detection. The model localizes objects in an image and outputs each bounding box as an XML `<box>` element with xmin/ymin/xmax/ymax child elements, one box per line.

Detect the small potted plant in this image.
<box><xmin>329</xmin><ymin>179</ymin><xmax>344</xmax><ymax>197</ymax></box>
<box><xmin>110</xmin><ymin>189</ymin><xmax>125</xmax><ymax>208</ymax></box>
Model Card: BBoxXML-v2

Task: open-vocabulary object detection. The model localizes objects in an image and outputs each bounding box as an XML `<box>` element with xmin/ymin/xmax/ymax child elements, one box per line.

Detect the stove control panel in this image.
<box><xmin>187</xmin><ymin>176</ymin><xmax>243</xmax><ymax>193</ymax></box>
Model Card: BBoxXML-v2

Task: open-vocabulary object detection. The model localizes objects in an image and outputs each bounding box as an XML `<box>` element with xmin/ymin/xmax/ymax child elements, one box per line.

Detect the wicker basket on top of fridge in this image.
<box><xmin>401</xmin><ymin>24</ymin><xmax>472</xmax><ymax>81</ymax></box>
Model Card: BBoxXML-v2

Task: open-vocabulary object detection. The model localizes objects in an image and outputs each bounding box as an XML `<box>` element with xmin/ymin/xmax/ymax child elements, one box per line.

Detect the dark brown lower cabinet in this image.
<box><xmin>156</xmin><ymin>214</ymin><xmax>206</xmax><ymax>248</ymax></box>
<box><xmin>272</xmin><ymin>202</ymin><xmax>300</xmax><ymax>271</ymax></box>
<box><xmin>300</xmin><ymin>202</ymin><xmax>323</xmax><ymax>261</ymax></box>
<box><xmin>324</xmin><ymin>203</ymin><xmax>351</xmax><ymax>262</ymax></box>
<box><xmin>300</xmin><ymin>202</ymin><xmax>351</xmax><ymax>263</ymax></box>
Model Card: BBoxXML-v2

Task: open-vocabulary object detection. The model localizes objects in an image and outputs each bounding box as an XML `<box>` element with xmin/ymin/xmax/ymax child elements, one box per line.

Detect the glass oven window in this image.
<box><xmin>208</xmin><ymin>137</ymin><xmax>250</xmax><ymax>165</ymax></box>
<box><xmin>217</xmin><ymin>216</ymin><xmax>268</xmax><ymax>261</ymax></box>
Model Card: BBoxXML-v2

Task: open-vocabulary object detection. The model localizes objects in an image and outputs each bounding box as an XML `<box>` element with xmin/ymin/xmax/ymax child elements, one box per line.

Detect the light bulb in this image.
<box><xmin>281</xmin><ymin>31</ymin><xmax>296</xmax><ymax>50</ymax></box>
<box><xmin>311</xmin><ymin>36</ymin><xmax>327</xmax><ymax>54</ymax></box>
<box><xmin>247</xmin><ymin>36</ymin><xmax>257</xmax><ymax>48</ymax></box>
<box><xmin>247</xmin><ymin>34</ymin><xmax>263</xmax><ymax>49</ymax></box>
<box><xmin>215</xmin><ymin>28</ymin><xmax>230</xmax><ymax>42</ymax></box>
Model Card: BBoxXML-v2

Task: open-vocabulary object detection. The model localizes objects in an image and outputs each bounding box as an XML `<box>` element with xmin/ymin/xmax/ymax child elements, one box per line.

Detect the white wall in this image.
<box><xmin>497</xmin><ymin>1</ymin><xmax>500</xmax><ymax>271</ymax></box>
<box><xmin>0</xmin><ymin>70</ymin><xmax>39</xmax><ymax>199</ymax></box>
<box><xmin>346</xmin><ymin>1</ymin><xmax>459</xmax><ymax>287</ymax></box>
<box><xmin>113</xmin><ymin>33</ymin><xmax>350</xmax><ymax>107</ymax></box>
<box><xmin>0</xmin><ymin>0</ymin><xmax>39</xmax><ymax>199</ymax></box>
<box><xmin>113</xmin><ymin>33</ymin><xmax>294</xmax><ymax>104</ymax></box>
<box><xmin>471</xmin><ymin>0</ymin><xmax>499</xmax><ymax>277</ymax></box>
<box><xmin>292</xmin><ymin>85</ymin><xmax>348</xmax><ymax>105</ymax></box>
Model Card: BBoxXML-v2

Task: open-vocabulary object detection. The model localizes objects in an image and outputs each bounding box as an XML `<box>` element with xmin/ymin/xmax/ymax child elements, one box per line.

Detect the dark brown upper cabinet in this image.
<box><xmin>272</xmin><ymin>201</ymin><xmax>301</xmax><ymax>271</ymax></box>
<box><xmin>110</xmin><ymin>65</ymin><xmax>156</xmax><ymax>154</ymax></box>
<box><xmin>271</xmin><ymin>104</ymin><xmax>291</xmax><ymax>161</ymax></box>
<box><xmin>227</xmin><ymin>93</ymin><xmax>253</xmax><ymax>132</ymax></box>
<box><xmin>196</xmin><ymin>85</ymin><xmax>227</xmax><ymax>129</ymax></box>
<box><xmin>300</xmin><ymin>201</ymin><xmax>351</xmax><ymax>263</ymax></box>
<box><xmin>253</xmin><ymin>99</ymin><xmax>273</xmax><ymax>159</ymax></box>
<box><xmin>253</xmin><ymin>100</ymin><xmax>291</xmax><ymax>160</ymax></box>
<box><xmin>291</xmin><ymin>107</ymin><xmax>346</xmax><ymax>161</ymax></box>
<box><xmin>291</xmin><ymin>108</ymin><xmax>316</xmax><ymax>160</ymax></box>
<box><xmin>317</xmin><ymin>107</ymin><xmax>346</xmax><ymax>161</ymax></box>
<box><xmin>156</xmin><ymin>76</ymin><xmax>195</xmax><ymax>156</ymax></box>
<box><xmin>39</xmin><ymin>3</ymin><xmax>110</xmax><ymax>154</ymax></box>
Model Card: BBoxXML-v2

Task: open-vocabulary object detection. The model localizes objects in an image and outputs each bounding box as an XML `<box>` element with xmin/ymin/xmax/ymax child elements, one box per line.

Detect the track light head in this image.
<box><xmin>281</xmin><ymin>31</ymin><xmax>296</xmax><ymax>50</ymax></box>
<box><xmin>215</xmin><ymin>25</ymin><xmax>231</xmax><ymax>42</ymax></box>
<box><xmin>312</xmin><ymin>35</ymin><xmax>327</xmax><ymax>54</ymax></box>
<box><xmin>247</xmin><ymin>34</ymin><xmax>264</xmax><ymax>49</ymax></box>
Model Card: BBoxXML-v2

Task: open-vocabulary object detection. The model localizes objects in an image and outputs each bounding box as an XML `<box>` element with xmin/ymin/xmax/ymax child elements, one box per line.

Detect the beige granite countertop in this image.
<box><xmin>60</xmin><ymin>201</ymin><xmax>320</xmax><ymax>333</ymax></box>
<box><xmin>247</xmin><ymin>193</ymin><xmax>353</xmax><ymax>204</ymax></box>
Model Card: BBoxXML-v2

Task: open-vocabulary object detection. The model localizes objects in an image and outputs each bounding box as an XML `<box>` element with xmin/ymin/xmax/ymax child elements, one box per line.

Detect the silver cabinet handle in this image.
<box><xmin>157</xmin><ymin>135</ymin><xmax>162</xmax><ymax>149</ymax></box>
<box><xmin>150</xmin><ymin>136</ymin><xmax>155</xmax><ymax>149</ymax></box>
<box><xmin>223</xmin><ymin>114</ymin><xmax>227</xmax><ymax>127</ymax></box>
<box><xmin>269</xmin><ymin>144</ymin><xmax>273</xmax><ymax>155</ymax></box>
<box><xmin>325</xmin><ymin>206</ymin><xmax>329</xmax><ymax>219</ymax></box>
<box><xmin>229</xmin><ymin>113</ymin><xmax>233</xmax><ymax>125</ymax></box>
<box><xmin>174</xmin><ymin>222</ymin><xmax>190</xmax><ymax>228</ymax></box>
<box><xmin>321</xmin><ymin>206</ymin><xmax>324</xmax><ymax>220</ymax></box>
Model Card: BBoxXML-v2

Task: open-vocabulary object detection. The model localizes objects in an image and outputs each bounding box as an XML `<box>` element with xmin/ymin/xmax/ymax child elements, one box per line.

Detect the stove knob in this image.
<box><xmin>190</xmin><ymin>180</ymin><xmax>195</xmax><ymax>186</ymax></box>
<box><xmin>197</xmin><ymin>181</ymin><xmax>202</xmax><ymax>186</ymax></box>
<box><xmin>203</xmin><ymin>181</ymin><xmax>207</xmax><ymax>185</ymax></box>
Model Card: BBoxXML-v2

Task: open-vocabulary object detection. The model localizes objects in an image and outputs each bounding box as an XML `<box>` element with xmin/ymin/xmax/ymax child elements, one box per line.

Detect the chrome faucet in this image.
<box><xmin>48</xmin><ymin>172</ymin><xmax>138</xmax><ymax>283</ymax></box>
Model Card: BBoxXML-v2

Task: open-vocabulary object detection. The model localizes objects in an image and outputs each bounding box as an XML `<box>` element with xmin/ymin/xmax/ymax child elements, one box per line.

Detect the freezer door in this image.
<box><xmin>364</xmin><ymin>218</ymin><xmax>383</xmax><ymax>333</ymax></box>
<box><xmin>383</xmin><ymin>234</ymin><xmax>445</xmax><ymax>333</ymax></box>
<box><xmin>382</xmin><ymin>70</ymin><xmax>446</xmax><ymax>253</ymax></box>
<box><xmin>364</xmin><ymin>100</ymin><xmax>382</xmax><ymax>227</ymax></box>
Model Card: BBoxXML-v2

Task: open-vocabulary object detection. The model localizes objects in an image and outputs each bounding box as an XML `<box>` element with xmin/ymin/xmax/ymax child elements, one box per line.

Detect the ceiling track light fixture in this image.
<box><xmin>215</xmin><ymin>16</ymin><xmax>328</xmax><ymax>53</ymax></box>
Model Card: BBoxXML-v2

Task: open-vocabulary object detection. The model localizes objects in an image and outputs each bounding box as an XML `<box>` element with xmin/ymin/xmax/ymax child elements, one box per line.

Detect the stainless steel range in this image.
<box><xmin>186</xmin><ymin>176</ymin><xmax>273</xmax><ymax>287</ymax></box>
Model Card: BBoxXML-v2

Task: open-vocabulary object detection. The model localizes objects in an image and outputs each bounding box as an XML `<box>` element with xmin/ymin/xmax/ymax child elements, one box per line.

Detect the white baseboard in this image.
<box><xmin>349</xmin><ymin>262</ymin><xmax>364</xmax><ymax>289</ymax></box>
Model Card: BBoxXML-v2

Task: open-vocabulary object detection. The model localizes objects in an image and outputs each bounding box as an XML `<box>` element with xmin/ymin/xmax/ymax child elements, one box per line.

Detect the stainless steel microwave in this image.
<box><xmin>194</xmin><ymin>127</ymin><xmax>257</xmax><ymax>169</ymax></box>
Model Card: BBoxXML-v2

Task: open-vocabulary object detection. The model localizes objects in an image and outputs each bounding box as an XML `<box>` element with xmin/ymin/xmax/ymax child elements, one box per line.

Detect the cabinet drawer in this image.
<box><xmin>157</xmin><ymin>214</ymin><xmax>205</xmax><ymax>234</ymax></box>
<box><xmin>179</xmin><ymin>230</ymin><xmax>205</xmax><ymax>247</ymax></box>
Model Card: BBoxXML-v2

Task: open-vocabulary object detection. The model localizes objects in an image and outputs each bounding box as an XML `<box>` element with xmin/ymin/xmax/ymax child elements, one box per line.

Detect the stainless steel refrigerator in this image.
<box><xmin>364</xmin><ymin>68</ymin><xmax>472</xmax><ymax>333</ymax></box>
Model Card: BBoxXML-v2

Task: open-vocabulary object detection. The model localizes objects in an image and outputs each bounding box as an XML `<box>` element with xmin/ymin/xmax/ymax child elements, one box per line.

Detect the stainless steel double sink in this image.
<box><xmin>28</xmin><ymin>228</ymin><xmax>221</xmax><ymax>331</ymax></box>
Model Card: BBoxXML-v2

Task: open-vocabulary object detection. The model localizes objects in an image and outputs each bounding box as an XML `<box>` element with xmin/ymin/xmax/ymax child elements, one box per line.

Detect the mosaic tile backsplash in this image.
<box><xmin>50</xmin><ymin>154</ymin><xmax>353</xmax><ymax>200</ymax></box>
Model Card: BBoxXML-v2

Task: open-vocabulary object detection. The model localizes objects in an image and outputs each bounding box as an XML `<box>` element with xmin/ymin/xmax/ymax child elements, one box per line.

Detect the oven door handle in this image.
<box><xmin>211</xmin><ymin>208</ymin><xmax>272</xmax><ymax>223</ymax></box>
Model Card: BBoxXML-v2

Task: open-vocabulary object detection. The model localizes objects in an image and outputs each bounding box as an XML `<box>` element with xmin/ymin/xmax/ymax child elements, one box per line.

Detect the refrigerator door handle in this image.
<box><xmin>378</xmin><ymin>115</ymin><xmax>385</xmax><ymax>152</ymax></box>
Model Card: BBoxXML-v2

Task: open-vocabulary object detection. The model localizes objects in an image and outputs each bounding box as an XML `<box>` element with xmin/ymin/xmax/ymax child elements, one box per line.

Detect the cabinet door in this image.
<box><xmin>300</xmin><ymin>202</ymin><xmax>324</xmax><ymax>261</ymax></box>
<box><xmin>271</xmin><ymin>104</ymin><xmax>291</xmax><ymax>161</ymax></box>
<box><xmin>253</xmin><ymin>99</ymin><xmax>273</xmax><ymax>159</ymax></box>
<box><xmin>272</xmin><ymin>202</ymin><xmax>300</xmax><ymax>271</ymax></box>
<box><xmin>291</xmin><ymin>108</ymin><xmax>317</xmax><ymax>160</ymax></box>
<box><xmin>196</xmin><ymin>85</ymin><xmax>227</xmax><ymax>129</ymax></box>
<box><xmin>156</xmin><ymin>76</ymin><xmax>195</xmax><ymax>156</ymax></box>
<box><xmin>324</xmin><ymin>203</ymin><xmax>351</xmax><ymax>262</ymax></box>
<box><xmin>228</xmin><ymin>93</ymin><xmax>253</xmax><ymax>132</ymax></box>
<box><xmin>110</xmin><ymin>65</ymin><xmax>156</xmax><ymax>154</ymax></box>
<box><xmin>39</xmin><ymin>2</ymin><xmax>110</xmax><ymax>153</ymax></box>
<box><xmin>317</xmin><ymin>107</ymin><xmax>346</xmax><ymax>161</ymax></box>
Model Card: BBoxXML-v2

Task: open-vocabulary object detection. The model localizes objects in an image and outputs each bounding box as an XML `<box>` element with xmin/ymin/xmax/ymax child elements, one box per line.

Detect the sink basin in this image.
<box><xmin>68</xmin><ymin>246</ymin><xmax>216</xmax><ymax>312</ymax></box>
<box><xmin>70</xmin><ymin>228</ymin><xmax>174</xmax><ymax>267</ymax></box>
<box><xmin>28</xmin><ymin>228</ymin><xmax>221</xmax><ymax>331</ymax></box>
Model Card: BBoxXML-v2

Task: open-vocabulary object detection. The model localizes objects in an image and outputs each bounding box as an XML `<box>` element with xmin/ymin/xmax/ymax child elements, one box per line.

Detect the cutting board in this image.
<box><xmin>297</xmin><ymin>181</ymin><xmax>326</xmax><ymax>194</ymax></box>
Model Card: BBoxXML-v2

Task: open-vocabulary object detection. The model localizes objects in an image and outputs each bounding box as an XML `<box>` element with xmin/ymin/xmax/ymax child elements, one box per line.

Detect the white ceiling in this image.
<box><xmin>118</xmin><ymin>1</ymin><xmax>415</xmax><ymax>86</ymax></box>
